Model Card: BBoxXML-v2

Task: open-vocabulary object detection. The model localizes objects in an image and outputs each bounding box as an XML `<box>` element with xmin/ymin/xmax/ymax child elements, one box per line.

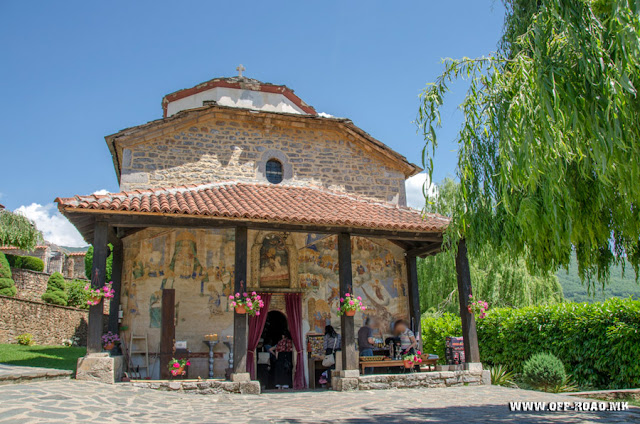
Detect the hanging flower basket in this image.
<box><xmin>403</xmin><ymin>359</ymin><xmax>414</xmax><ymax>369</ymax></box>
<box><xmin>229</xmin><ymin>291</ymin><xmax>264</xmax><ymax>316</ymax></box>
<box><xmin>337</xmin><ymin>293</ymin><xmax>366</xmax><ymax>316</ymax></box>
<box><xmin>467</xmin><ymin>295</ymin><xmax>489</xmax><ymax>319</ymax></box>
<box><xmin>402</xmin><ymin>351</ymin><xmax>422</xmax><ymax>369</ymax></box>
<box><xmin>84</xmin><ymin>281</ymin><xmax>115</xmax><ymax>306</ymax></box>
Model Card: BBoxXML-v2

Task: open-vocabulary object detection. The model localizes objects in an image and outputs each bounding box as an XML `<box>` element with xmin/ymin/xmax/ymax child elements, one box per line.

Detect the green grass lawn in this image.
<box><xmin>0</xmin><ymin>344</ymin><xmax>86</xmax><ymax>371</ymax></box>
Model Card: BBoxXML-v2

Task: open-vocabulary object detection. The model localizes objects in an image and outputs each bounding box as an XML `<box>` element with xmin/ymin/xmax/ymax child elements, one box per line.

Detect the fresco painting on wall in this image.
<box><xmin>259</xmin><ymin>234</ymin><xmax>290</xmax><ymax>287</ymax></box>
<box><xmin>298</xmin><ymin>235</ymin><xmax>408</xmax><ymax>335</ymax></box>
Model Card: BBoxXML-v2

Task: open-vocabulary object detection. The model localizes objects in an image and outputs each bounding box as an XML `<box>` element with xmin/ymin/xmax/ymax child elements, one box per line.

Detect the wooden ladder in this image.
<box><xmin>128</xmin><ymin>332</ymin><xmax>150</xmax><ymax>379</ymax></box>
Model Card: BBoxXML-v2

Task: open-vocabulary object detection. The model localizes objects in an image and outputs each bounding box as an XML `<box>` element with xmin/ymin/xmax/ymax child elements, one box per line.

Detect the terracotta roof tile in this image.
<box><xmin>56</xmin><ymin>182</ymin><xmax>449</xmax><ymax>233</ymax></box>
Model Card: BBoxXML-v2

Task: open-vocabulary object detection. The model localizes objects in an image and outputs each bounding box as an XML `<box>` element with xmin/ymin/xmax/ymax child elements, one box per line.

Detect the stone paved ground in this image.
<box><xmin>0</xmin><ymin>380</ymin><xmax>637</xmax><ymax>423</ymax></box>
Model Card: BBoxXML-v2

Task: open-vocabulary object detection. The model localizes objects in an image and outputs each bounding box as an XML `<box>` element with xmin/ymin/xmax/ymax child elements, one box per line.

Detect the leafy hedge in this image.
<box><xmin>0</xmin><ymin>252</ymin><xmax>16</xmax><ymax>297</ymax></box>
<box><xmin>5</xmin><ymin>254</ymin><xmax>45</xmax><ymax>272</ymax></box>
<box><xmin>421</xmin><ymin>298</ymin><xmax>640</xmax><ymax>389</ymax></box>
<box><xmin>41</xmin><ymin>272</ymin><xmax>68</xmax><ymax>306</ymax></box>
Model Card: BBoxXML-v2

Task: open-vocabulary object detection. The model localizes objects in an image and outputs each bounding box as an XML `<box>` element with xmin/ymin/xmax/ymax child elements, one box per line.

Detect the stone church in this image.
<box><xmin>56</xmin><ymin>69</ymin><xmax>477</xmax><ymax>388</ymax></box>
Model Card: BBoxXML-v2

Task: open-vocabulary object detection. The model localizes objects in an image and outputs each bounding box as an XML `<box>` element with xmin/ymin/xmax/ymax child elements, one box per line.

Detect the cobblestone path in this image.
<box><xmin>0</xmin><ymin>380</ymin><xmax>637</xmax><ymax>423</ymax></box>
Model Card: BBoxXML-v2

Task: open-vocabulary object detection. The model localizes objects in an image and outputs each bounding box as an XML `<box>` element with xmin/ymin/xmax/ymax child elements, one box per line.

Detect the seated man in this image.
<box><xmin>393</xmin><ymin>319</ymin><xmax>417</xmax><ymax>356</ymax></box>
<box><xmin>358</xmin><ymin>318</ymin><xmax>375</xmax><ymax>374</ymax></box>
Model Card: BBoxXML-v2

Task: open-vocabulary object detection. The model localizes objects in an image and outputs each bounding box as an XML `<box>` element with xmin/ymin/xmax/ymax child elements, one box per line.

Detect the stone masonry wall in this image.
<box><xmin>333</xmin><ymin>369</ymin><xmax>491</xmax><ymax>392</ymax></box>
<box><xmin>11</xmin><ymin>268</ymin><xmax>49</xmax><ymax>302</ymax></box>
<box><xmin>0</xmin><ymin>295</ymin><xmax>91</xmax><ymax>345</ymax></box>
<box><xmin>120</xmin><ymin>113</ymin><xmax>408</xmax><ymax>205</ymax></box>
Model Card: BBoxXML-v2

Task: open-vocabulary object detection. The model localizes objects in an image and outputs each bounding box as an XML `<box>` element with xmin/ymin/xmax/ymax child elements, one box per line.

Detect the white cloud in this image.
<box><xmin>318</xmin><ymin>112</ymin><xmax>335</xmax><ymax>118</ymax></box>
<box><xmin>405</xmin><ymin>173</ymin><xmax>437</xmax><ymax>209</ymax></box>
<box><xmin>14</xmin><ymin>203</ymin><xmax>88</xmax><ymax>248</ymax></box>
<box><xmin>92</xmin><ymin>189</ymin><xmax>110</xmax><ymax>195</ymax></box>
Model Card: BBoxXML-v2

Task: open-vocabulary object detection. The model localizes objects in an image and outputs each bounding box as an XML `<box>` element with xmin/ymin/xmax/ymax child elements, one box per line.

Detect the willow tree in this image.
<box><xmin>418</xmin><ymin>179</ymin><xmax>563</xmax><ymax>314</ymax></box>
<box><xmin>0</xmin><ymin>209</ymin><xmax>41</xmax><ymax>251</ymax></box>
<box><xmin>418</xmin><ymin>0</ymin><xmax>640</xmax><ymax>288</ymax></box>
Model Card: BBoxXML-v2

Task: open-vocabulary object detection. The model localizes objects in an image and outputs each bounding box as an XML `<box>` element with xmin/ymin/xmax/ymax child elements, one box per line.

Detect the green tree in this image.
<box><xmin>41</xmin><ymin>272</ymin><xmax>68</xmax><ymax>306</ymax></box>
<box><xmin>417</xmin><ymin>0</ymin><xmax>640</xmax><ymax>289</ymax></box>
<box><xmin>0</xmin><ymin>252</ymin><xmax>17</xmax><ymax>297</ymax></box>
<box><xmin>0</xmin><ymin>209</ymin><xmax>41</xmax><ymax>251</ymax></box>
<box><xmin>418</xmin><ymin>179</ymin><xmax>563</xmax><ymax>314</ymax></box>
<box><xmin>65</xmin><ymin>279</ymin><xmax>89</xmax><ymax>309</ymax></box>
<box><xmin>84</xmin><ymin>245</ymin><xmax>113</xmax><ymax>282</ymax></box>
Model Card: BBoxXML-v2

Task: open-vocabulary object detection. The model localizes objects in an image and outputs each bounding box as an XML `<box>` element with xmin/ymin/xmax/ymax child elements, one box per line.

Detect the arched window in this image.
<box><xmin>265</xmin><ymin>159</ymin><xmax>284</xmax><ymax>184</ymax></box>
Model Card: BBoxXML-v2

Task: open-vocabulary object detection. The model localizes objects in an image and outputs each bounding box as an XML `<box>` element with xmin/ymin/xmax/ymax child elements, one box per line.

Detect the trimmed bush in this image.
<box><xmin>0</xmin><ymin>252</ymin><xmax>16</xmax><ymax>296</ymax></box>
<box><xmin>41</xmin><ymin>272</ymin><xmax>68</xmax><ymax>306</ymax></box>
<box><xmin>19</xmin><ymin>256</ymin><xmax>44</xmax><ymax>272</ymax></box>
<box><xmin>421</xmin><ymin>298</ymin><xmax>640</xmax><ymax>389</ymax></box>
<box><xmin>4</xmin><ymin>254</ymin><xmax>45</xmax><ymax>272</ymax></box>
<box><xmin>522</xmin><ymin>353</ymin><xmax>566</xmax><ymax>392</ymax></box>
<box><xmin>66</xmin><ymin>279</ymin><xmax>89</xmax><ymax>309</ymax></box>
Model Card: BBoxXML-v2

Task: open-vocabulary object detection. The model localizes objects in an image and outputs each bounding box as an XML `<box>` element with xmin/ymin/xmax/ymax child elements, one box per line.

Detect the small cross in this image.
<box><xmin>236</xmin><ymin>64</ymin><xmax>246</xmax><ymax>78</ymax></box>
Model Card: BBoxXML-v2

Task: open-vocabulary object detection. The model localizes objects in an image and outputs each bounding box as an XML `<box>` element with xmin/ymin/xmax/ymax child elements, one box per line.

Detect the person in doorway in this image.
<box><xmin>357</xmin><ymin>318</ymin><xmax>375</xmax><ymax>374</ymax></box>
<box><xmin>323</xmin><ymin>325</ymin><xmax>341</xmax><ymax>385</ymax></box>
<box><xmin>394</xmin><ymin>319</ymin><xmax>417</xmax><ymax>356</ymax></box>
<box><xmin>269</xmin><ymin>330</ymin><xmax>293</xmax><ymax>389</ymax></box>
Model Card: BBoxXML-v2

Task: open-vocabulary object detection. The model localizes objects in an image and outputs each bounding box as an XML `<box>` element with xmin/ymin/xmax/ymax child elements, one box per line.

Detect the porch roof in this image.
<box><xmin>55</xmin><ymin>182</ymin><xmax>449</xmax><ymax>249</ymax></box>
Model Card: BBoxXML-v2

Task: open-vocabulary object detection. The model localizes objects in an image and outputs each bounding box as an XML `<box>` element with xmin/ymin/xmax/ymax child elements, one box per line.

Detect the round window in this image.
<box><xmin>265</xmin><ymin>159</ymin><xmax>284</xmax><ymax>184</ymax></box>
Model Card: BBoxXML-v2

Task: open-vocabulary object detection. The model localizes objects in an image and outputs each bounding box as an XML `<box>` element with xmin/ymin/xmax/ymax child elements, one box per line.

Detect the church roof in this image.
<box><xmin>56</xmin><ymin>182</ymin><xmax>449</xmax><ymax>235</ymax></box>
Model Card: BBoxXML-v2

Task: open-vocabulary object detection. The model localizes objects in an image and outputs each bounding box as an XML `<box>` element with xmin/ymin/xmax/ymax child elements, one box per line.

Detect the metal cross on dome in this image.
<box><xmin>236</xmin><ymin>64</ymin><xmax>246</xmax><ymax>78</ymax></box>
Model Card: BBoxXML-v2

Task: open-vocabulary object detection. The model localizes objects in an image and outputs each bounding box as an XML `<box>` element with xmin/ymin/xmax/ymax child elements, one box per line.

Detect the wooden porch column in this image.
<box><xmin>88</xmin><ymin>220</ymin><xmax>109</xmax><ymax>353</ymax></box>
<box><xmin>233</xmin><ymin>226</ymin><xmax>248</xmax><ymax>374</ymax></box>
<box><xmin>108</xmin><ymin>238</ymin><xmax>123</xmax><ymax>334</ymax></box>
<box><xmin>405</xmin><ymin>254</ymin><xmax>421</xmax><ymax>349</ymax></box>
<box><xmin>159</xmin><ymin>289</ymin><xmax>176</xmax><ymax>379</ymax></box>
<box><xmin>338</xmin><ymin>232</ymin><xmax>358</xmax><ymax>371</ymax></box>
<box><xmin>455</xmin><ymin>239</ymin><xmax>480</xmax><ymax>363</ymax></box>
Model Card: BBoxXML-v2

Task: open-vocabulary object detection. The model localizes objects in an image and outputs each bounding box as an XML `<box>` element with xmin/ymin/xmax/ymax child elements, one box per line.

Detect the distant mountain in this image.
<box><xmin>59</xmin><ymin>245</ymin><xmax>89</xmax><ymax>253</ymax></box>
<box><xmin>556</xmin><ymin>252</ymin><xmax>640</xmax><ymax>303</ymax></box>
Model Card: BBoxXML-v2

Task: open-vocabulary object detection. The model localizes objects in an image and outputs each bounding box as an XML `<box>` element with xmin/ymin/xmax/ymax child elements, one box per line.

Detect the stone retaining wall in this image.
<box><xmin>11</xmin><ymin>268</ymin><xmax>50</xmax><ymax>302</ymax></box>
<box><xmin>0</xmin><ymin>295</ymin><xmax>95</xmax><ymax>345</ymax></box>
<box><xmin>333</xmin><ymin>369</ymin><xmax>491</xmax><ymax>392</ymax></box>
<box><xmin>127</xmin><ymin>379</ymin><xmax>261</xmax><ymax>395</ymax></box>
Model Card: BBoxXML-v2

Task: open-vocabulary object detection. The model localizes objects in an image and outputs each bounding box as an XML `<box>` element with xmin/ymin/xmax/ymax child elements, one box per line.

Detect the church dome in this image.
<box><xmin>161</xmin><ymin>66</ymin><xmax>317</xmax><ymax>117</ymax></box>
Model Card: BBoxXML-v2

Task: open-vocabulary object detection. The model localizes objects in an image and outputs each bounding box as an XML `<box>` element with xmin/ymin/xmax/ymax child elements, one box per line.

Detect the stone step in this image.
<box><xmin>0</xmin><ymin>365</ymin><xmax>73</xmax><ymax>386</ymax></box>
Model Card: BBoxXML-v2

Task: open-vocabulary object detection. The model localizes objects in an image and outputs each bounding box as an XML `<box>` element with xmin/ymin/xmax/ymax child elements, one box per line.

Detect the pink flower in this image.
<box><xmin>231</xmin><ymin>301</ymin><xmax>237</xmax><ymax>307</ymax></box>
<box><xmin>256</xmin><ymin>295</ymin><xmax>261</xmax><ymax>300</ymax></box>
<box><xmin>186</xmin><ymin>361</ymin><xmax>191</xmax><ymax>366</ymax></box>
<box><xmin>361</xmin><ymin>307</ymin><xmax>365</xmax><ymax>311</ymax></box>
<box><xmin>251</xmin><ymin>291</ymin><xmax>257</xmax><ymax>296</ymax></box>
<box><xmin>235</xmin><ymin>292</ymin><xmax>240</xmax><ymax>297</ymax></box>
<box><xmin>256</xmin><ymin>311</ymin><xmax>260</xmax><ymax>316</ymax></box>
<box><xmin>357</xmin><ymin>296</ymin><xmax>362</xmax><ymax>300</ymax></box>
<box><xmin>229</xmin><ymin>295</ymin><xmax>234</xmax><ymax>300</ymax></box>
<box><xmin>173</xmin><ymin>362</ymin><xmax>180</xmax><ymax>368</ymax></box>
<box><xmin>417</xmin><ymin>350</ymin><xmax>422</xmax><ymax>355</ymax></box>
<box><xmin>349</xmin><ymin>300</ymin><xmax>355</xmax><ymax>305</ymax></box>
<box><xmin>345</xmin><ymin>293</ymin><xmax>350</xmax><ymax>297</ymax></box>
<box><xmin>340</xmin><ymin>298</ymin><xmax>344</xmax><ymax>302</ymax></box>
<box><xmin>469</xmin><ymin>294</ymin><xmax>473</xmax><ymax>299</ymax></box>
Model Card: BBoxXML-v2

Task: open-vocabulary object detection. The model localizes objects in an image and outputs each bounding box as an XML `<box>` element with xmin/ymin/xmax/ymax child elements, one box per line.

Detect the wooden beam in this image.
<box><xmin>455</xmin><ymin>239</ymin><xmax>480</xmax><ymax>363</ymax></box>
<box><xmin>160</xmin><ymin>289</ymin><xmax>176</xmax><ymax>379</ymax></box>
<box><xmin>233</xmin><ymin>226</ymin><xmax>248</xmax><ymax>374</ymax></box>
<box><xmin>406</xmin><ymin>242</ymin><xmax>442</xmax><ymax>258</ymax></box>
<box><xmin>88</xmin><ymin>219</ymin><xmax>109</xmax><ymax>354</ymax></box>
<box><xmin>338</xmin><ymin>232</ymin><xmax>358</xmax><ymax>371</ymax></box>
<box><xmin>108</xmin><ymin>238</ymin><xmax>123</xmax><ymax>333</ymax></box>
<box><xmin>405</xmin><ymin>254</ymin><xmax>421</xmax><ymax>349</ymax></box>
<box><xmin>63</xmin><ymin>211</ymin><xmax>445</xmax><ymax>243</ymax></box>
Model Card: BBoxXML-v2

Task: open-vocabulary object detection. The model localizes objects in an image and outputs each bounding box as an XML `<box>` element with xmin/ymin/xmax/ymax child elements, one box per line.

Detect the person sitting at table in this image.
<box><xmin>358</xmin><ymin>318</ymin><xmax>375</xmax><ymax>374</ymax></box>
<box><xmin>393</xmin><ymin>319</ymin><xmax>417</xmax><ymax>355</ymax></box>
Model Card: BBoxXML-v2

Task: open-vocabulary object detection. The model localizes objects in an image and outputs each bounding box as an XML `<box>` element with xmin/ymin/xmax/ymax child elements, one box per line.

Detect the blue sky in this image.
<box><xmin>0</xmin><ymin>1</ymin><xmax>505</xmax><ymax>246</ymax></box>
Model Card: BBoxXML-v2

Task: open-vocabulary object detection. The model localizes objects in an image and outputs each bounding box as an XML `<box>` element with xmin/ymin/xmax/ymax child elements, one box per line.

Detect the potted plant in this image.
<box><xmin>168</xmin><ymin>358</ymin><xmax>191</xmax><ymax>377</ymax></box>
<box><xmin>467</xmin><ymin>294</ymin><xmax>489</xmax><ymax>319</ymax></box>
<box><xmin>102</xmin><ymin>331</ymin><xmax>120</xmax><ymax>351</ymax></box>
<box><xmin>84</xmin><ymin>281</ymin><xmax>115</xmax><ymax>306</ymax></box>
<box><xmin>402</xmin><ymin>350</ymin><xmax>423</xmax><ymax>369</ymax></box>
<box><xmin>337</xmin><ymin>293</ymin><xmax>366</xmax><ymax>316</ymax></box>
<box><xmin>229</xmin><ymin>291</ymin><xmax>264</xmax><ymax>316</ymax></box>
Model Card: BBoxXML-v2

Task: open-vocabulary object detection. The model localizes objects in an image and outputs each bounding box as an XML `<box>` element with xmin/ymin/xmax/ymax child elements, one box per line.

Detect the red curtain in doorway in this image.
<box><xmin>246</xmin><ymin>293</ymin><xmax>271</xmax><ymax>379</ymax></box>
<box><xmin>285</xmin><ymin>293</ymin><xmax>306</xmax><ymax>390</ymax></box>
